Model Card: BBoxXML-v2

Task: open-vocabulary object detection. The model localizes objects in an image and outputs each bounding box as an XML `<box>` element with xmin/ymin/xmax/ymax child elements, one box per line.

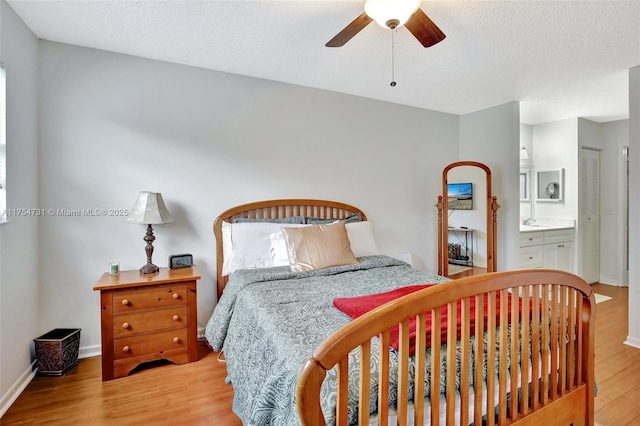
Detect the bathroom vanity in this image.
<box><xmin>519</xmin><ymin>223</ymin><xmax>575</xmax><ymax>273</ymax></box>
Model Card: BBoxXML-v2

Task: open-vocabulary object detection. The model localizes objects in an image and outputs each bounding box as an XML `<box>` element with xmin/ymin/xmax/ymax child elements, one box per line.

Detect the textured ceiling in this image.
<box><xmin>7</xmin><ymin>0</ymin><xmax>640</xmax><ymax>125</ymax></box>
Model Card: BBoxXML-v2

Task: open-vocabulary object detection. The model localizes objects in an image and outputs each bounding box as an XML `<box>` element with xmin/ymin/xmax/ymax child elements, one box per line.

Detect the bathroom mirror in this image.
<box><xmin>520</xmin><ymin>166</ymin><xmax>534</xmax><ymax>224</ymax></box>
<box><xmin>536</xmin><ymin>169</ymin><xmax>564</xmax><ymax>202</ymax></box>
<box><xmin>520</xmin><ymin>167</ymin><xmax>531</xmax><ymax>201</ymax></box>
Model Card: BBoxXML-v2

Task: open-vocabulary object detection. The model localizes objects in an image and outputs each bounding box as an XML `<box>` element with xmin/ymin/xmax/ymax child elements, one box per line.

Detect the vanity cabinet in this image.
<box><xmin>519</xmin><ymin>229</ymin><xmax>574</xmax><ymax>273</ymax></box>
<box><xmin>519</xmin><ymin>232</ymin><xmax>544</xmax><ymax>268</ymax></box>
<box><xmin>542</xmin><ymin>230</ymin><xmax>574</xmax><ymax>272</ymax></box>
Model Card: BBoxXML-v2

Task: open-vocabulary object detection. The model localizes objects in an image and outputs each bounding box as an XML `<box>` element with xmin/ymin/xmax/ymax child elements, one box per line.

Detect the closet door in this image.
<box><xmin>579</xmin><ymin>147</ymin><xmax>600</xmax><ymax>283</ymax></box>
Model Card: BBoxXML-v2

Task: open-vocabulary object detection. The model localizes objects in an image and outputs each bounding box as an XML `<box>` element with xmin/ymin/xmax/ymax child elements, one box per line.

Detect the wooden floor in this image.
<box><xmin>1</xmin><ymin>283</ymin><xmax>638</xmax><ymax>425</ymax></box>
<box><xmin>590</xmin><ymin>283</ymin><xmax>640</xmax><ymax>426</ymax></box>
<box><xmin>1</xmin><ymin>342</ymin><xmax>243</xmax><ymax>426</ymax></box>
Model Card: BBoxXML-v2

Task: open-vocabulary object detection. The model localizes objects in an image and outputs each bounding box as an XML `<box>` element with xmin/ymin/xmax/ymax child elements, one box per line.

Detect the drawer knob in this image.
<box><xmin>173</xmin><ymin>315</ymin><xmax>180</xmax><ymax>321</ymax></box>
<box><xmin>122</xmin><ymin>322</ymin><xmax>130</xmax><ymax>329</ymax></box>
<box><xmin>121</xmin><ymin>299</ymin><xmax>130</xmax><ymax>306</ymax></box>
<box><xmin>122</xmin><ymin>346</ymin><xmax>130</xmax><ymax>353</ymax></box>
<box><xmin>528</xmin><ymin>238</ymin><xmax>533</xmax><ymax>241</ymax></box>
<box><xmin>172</xmin><ymin>293</ymin><xmax>180</xmax><ymax>300</ymax></box>
<box><xmin>173</xmin><ymin>337</ymin><xmax>180</xmax><ymax>343</ymax></box>
<box><xmin>528</xmin><ymin>256</ymin><xmax>533</xmax><ymax>260</ymax></box>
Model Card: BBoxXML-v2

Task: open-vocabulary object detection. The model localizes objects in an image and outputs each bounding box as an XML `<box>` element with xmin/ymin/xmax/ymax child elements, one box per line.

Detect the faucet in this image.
<box><xmin>522</xmin><ymin>218</ymin><xmax>536</xmax><ymax>225</ymax></box>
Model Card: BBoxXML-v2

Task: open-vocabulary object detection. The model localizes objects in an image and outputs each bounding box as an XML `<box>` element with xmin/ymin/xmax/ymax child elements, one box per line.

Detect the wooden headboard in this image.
<box><xmin>213</xmin><ymin>199</ymin><xmax>367</xmax><ymax>299</ymax></box>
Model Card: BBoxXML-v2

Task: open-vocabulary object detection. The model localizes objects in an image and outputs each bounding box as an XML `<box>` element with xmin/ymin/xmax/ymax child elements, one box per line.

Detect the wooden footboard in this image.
<box><xmin>297</xmin><ymin>269</ymin><xmax>595</xmax><ymax>426</ymax></box>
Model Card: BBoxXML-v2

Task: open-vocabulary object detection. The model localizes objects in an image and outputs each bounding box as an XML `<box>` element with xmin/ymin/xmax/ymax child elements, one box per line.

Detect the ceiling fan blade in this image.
<box><xmin>404</xmin><ymin>8</ymin><xmax>446</xmax><ymax>48</ymax></box>
<box><xmin>326</xmin><ymin>13</ymin><xmax>373</xmax><ymax>47</ymax></box>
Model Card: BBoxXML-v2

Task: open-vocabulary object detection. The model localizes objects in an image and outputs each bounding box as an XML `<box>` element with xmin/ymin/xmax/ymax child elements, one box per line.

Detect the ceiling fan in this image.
<box><xmin>326</xmin><ymin>0</ymin><xmax>446</xmax><ymax>48</ymax></box>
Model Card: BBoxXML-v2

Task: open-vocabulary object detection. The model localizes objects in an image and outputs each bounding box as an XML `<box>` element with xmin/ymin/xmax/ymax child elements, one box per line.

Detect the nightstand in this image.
<box><xmin>93</xmin><ymin>266</ymin><xmax>200</xmax><ymax>381</ymax></box>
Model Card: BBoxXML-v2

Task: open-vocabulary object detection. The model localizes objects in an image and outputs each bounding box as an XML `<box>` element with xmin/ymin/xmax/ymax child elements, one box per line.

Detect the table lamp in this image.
<box><xmin>125</xmin><ymin>191</ymin><xmax>175</xmax><ymax>274</ymax></box>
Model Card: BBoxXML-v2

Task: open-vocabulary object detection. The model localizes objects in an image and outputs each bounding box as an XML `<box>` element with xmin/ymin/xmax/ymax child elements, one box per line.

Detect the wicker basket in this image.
<box><xmin>34</xmin><ymin>328</ymin><xmax>81</xmax><ymax>376</ymax></box>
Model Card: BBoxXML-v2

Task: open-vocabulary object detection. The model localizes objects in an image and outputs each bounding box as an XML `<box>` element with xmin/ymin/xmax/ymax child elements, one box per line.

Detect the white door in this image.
<box><xmin>579</xmin><ymin>147</ymin><xmax>600</xmax><ymax>283</ymax></box>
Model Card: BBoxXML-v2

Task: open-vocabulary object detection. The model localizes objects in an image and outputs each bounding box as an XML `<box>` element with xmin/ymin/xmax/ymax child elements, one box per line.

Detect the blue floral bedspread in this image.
<box><xmin>204</xmin><ymin>255</ymin><xmax>449</xmax><ymax>425</ymax></box>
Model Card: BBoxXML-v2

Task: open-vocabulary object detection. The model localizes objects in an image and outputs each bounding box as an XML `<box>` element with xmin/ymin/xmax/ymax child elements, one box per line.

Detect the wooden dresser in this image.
<box><xmin>93</xmin><ymin>266</ymin><xmax>200</xmax><ymax>381</ymax></box>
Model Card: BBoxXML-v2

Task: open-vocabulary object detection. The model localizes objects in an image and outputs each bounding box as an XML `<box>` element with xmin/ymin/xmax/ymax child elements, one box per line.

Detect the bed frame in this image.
<box><xmin>213</xmin><ymin>199</ymin><xmax>367</xmax><ymax>299</ymax></box>
<box><xmin>213</xmin><ymin>200</ymin><xmax>594</xmax><ymax>425</ymax></box>
<box><xmin>297</xmin><ymin>269</ymin><xmax>595</xmax><ymax>425</ymax></box>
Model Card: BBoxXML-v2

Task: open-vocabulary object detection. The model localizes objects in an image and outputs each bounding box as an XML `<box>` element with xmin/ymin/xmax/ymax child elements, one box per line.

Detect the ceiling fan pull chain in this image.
<box><xmin>390</xmin><ymin>29</ymin><xmax>397</xmax><ymax>87</ymax></box>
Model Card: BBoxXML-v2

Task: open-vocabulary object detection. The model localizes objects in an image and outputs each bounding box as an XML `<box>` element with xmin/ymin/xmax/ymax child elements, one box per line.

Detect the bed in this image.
<box><xmin>205</xmin><ymin>199</ymin><xmax>595</xmax><ymax>425</ymax></box>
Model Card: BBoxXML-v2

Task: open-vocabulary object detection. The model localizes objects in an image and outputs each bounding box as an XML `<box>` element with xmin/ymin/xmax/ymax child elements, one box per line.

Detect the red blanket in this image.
<box><xmin>333</xmin><ymin>285</ymin><xmax>518</xmax><ymax>354</ymax></box>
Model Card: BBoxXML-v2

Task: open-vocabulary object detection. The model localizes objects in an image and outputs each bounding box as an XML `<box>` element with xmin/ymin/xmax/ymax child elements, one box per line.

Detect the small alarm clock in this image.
<box><xmin>168</xmin><ymin>253</ymin><xmax>193</xmax><ymax>270</ymax></box>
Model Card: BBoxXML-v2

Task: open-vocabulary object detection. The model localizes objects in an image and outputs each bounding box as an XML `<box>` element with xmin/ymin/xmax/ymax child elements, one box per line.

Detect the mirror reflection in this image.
<box><xmin>520</xmin><ymin>166</ymin><xmax>533</xmax><ymax>222</ymax></box>
<box><xmin>536</xmin><ymin>169</ymin><xmax>563</xmax><ymax>202</ymax></box>
<box><xmin>520</xmin><ymin>169</ymin><xmax>530</xmax><ymax>201</ymax></box>
<box><xmin>447</xmin><ymin>166</ymin><xmax>484</xmax><ymax>277</ymax></box>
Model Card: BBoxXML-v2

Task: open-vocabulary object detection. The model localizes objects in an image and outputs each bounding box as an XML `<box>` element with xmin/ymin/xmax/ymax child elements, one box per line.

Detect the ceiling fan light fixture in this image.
<box><xmin>364</xmin><ymin>0</ymin><xmax>422</xmax><ymax>29</ymax></box>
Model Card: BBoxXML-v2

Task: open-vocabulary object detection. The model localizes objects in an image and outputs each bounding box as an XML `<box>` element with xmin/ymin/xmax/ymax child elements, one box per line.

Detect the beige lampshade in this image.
<box><xmin>125</xmin><ymin>192</ymin><xmax>175</xmax><ymax>225</ymax></box>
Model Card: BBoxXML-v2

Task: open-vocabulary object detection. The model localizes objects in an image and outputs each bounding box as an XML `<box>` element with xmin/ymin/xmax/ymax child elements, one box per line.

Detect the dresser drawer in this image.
<box><xmin>94</xmin><ymin>267</ymin><xmax>200</xmax><ymax>380</ymax></box>
<box><xmin>112</xmin><ymin>284</ymin><xmax>187</xmax><ymax>313</ymax></box>
<box><xmin>113</xmin><ymin>306</ymin><xmax>187</xmax><ymax>338</ymax></box>
<box><xmin>519</xmin><ymin>232</ymin><xmax>544</xmax><ymax>247</ymax></box>
<box><xmin>543</xmin><ymin>229</ymin><xmax>574</xmax><ymax>244</ymax></box>
<box><xmin>113</xmin><ymin>328</ymin><xmax>188</xmax><ymax>360</ymax></box>
<box><xmin>519</xmin><ymin>246</ymin><xmax>544</xmax><ymax>268</ymax></box>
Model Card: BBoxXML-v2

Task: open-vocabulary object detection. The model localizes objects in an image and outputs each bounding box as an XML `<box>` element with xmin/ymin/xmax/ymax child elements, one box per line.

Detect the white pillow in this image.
<box><xmin>345</xmin><ymin>221</ymin><xmax>380</xmax><ymax>257</ymax></box>
<box><xmin>221</xmin><ymin>221</ymin><xmax>306</xmax><ymax>276</ymax></box>
<box><xmin>270</xmin><ymin>232</ymin><xmax>290</xmax><ymax>267</ymax></box>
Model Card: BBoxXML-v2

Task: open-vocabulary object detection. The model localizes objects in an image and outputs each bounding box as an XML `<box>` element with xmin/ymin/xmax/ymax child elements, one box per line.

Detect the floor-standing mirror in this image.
<box><xmin>437</xmin><ymin>161</ymin><xmax>500</xmax><ymax>277</ymax></box>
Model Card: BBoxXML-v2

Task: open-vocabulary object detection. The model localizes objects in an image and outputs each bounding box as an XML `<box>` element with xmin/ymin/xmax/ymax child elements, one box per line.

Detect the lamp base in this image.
<box><xmin>140</xmin><ymin>262</ymin><xmax>160</xmax><ymax>274</ymax></box>
<box><xmin>140</xmin><ymin>224</ymin><xmax>160</xmax><ymax>274</ymax></box>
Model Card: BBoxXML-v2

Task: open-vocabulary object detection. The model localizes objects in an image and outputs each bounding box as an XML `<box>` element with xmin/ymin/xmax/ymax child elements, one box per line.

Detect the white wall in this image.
<box><xmin>531</xmin><ymin>119</ymin><xmax>579</xmax><ymax>221</ymax></box>
<box><xmin>37</xmin><ymin>41</ymin><xmax>461</xmax><ymax>354</ymax></box>
<box><xmin>578</xmin><ymin>118</ymin><xmax>603</xmax><ymax>150</ymax></box>
<box><xmin>627</xmin><ymin>65</ymin><xmax>640</xmax><ymax>349</ymax></box>
<box><xmin>458</xmin><ymin>102</ymin><xmax>521</xmax><ymax>271</ymax></box>
<box><xmin>0</xmin><ymin>1</ymin><xmax>39</xmax><ymax>416</ymax></box>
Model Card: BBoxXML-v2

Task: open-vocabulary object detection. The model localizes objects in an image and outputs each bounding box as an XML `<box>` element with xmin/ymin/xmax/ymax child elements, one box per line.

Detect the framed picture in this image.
<box><xmin>447</xmin><ymin>182</ymin><xmax>473</xmax><ymax>210</ymax></box>
<box><xmin>536</xmin><ymin>169</ymin><xmax>564</xmax><ymax>202</ymax></box>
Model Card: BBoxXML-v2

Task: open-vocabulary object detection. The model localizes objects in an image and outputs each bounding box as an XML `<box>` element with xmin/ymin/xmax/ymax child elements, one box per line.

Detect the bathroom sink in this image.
<box><xmin>521</xmin><ymin>221</ymin><xmax>575</xmax><ymax>232</ymax></box>
<box><xmin>520</xmin><ymin>223</ymin><xmax>575</xmax><ymax>231</ymax></box>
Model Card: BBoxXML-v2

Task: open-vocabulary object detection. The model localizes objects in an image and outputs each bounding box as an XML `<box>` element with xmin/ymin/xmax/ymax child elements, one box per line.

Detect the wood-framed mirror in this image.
<box><xmin>437</xmin><ymin>161</ymin><xmax>500</xmax><ymax>277</ymax></box>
